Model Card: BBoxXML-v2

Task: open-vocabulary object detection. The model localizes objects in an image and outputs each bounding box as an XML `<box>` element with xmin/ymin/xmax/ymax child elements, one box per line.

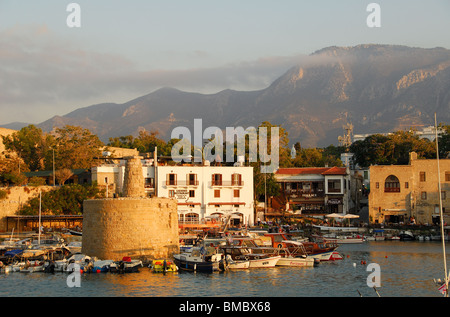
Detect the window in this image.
<box><xmin>234</xmin><ymin>204</ymin><xmax>240</xmax><ymax>208</ymax></box>
<box><xmin>234</xmin><ymin>189</ymin><xmax>240</xmax><ymax>198</ymax></box>
<box><xmin>212</xmin><ymin>174</ymin><xmax>222</xmax><ymax>186</ymax></box>
<box><xmin>405</xmin><ymin>182</ymin><xmax>409</xmax><ymax>189</ymax></box>
<box><xmin>169</xmin><ymin>190</ymin><xmax>175</xmax><ymax>197</ymax></box>
<box><xmin>189</xmin><ymin>190</ymin><xmax>195</xmax><ymax>198</ymax></box>
<box><xmin>376</xmin><ymin>182</ymin><xmax>379</xmax><ymax>189</ymax></box>
<box><xmin>214</xmin><ymin>189</ymin><xmax>220</xmax><ymax>198</ymax></box>
<box><xmin>327</xmin><ymin>179</ymin><xmax>341</xmax><ymax>193</ymax></box>
<box><xmin>446</xmin><ymin>172</ymin><xmax>450</xmax><ymax>182</ymax></box>
<box><xmin>188</xmin><ymin>173</ymin><xmax>198</xmax><ymax>185</ymax></box>
<box><xmin>442</xmin><ymin>191</ymin><xmax>446</xmax><ymax>200</ymax></box>
<box><xmin>167</xmin><ymin>173</ymin><xmax>177</xmax><ymax>185</ymax></box>
<box><xmin>420</xmin><ymin>172</ymin><xmax>426</xmax><ymax>182</ymax></box>
<box><xmin>421</xmin><ymin>191</ymin><xmax>427</xmax><ymax>200</ymax></box>
<box><xmin>384</xmin><ymin>175</ymin><xmax>400</xmax><ymax>192</ymax></box>
<box><xmin>232</xmin><ymin>173</ymin><xmax>243</xmax><ymax>186</ymax></box>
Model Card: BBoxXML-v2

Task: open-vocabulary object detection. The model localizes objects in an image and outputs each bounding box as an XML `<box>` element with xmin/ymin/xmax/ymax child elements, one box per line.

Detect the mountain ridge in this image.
<box><xmin>4</xmin><ymin>44</ymin><xmax>450</xmax><ymax>147</ymax></box>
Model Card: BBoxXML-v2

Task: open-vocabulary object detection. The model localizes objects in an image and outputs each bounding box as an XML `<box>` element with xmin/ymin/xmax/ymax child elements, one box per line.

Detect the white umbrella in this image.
<box><xmin>325</xmin><ymin>213</ymin><xmax>344</xmax><ymax>227</ymax></box>
<box><xmin>326</xmin><ymin>213</ymin><xmax>345</xmax><ymax>218</ymax></box>
<box><xmin>343</xmin><ymin>214</ymin><xmax>359</xmax><ymax>219</ymax></box>
<box><xmin>343</xmin><ymin>214</ymin><xmax>359</xmax><ymax>226</ymax></box>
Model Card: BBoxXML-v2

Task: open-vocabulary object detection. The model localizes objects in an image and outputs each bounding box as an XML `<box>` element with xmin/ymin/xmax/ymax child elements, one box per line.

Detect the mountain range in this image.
<box><xmin>4</xmin><ymin>44</ymin><xmax>450</xmax><ymax>148</ymax></box>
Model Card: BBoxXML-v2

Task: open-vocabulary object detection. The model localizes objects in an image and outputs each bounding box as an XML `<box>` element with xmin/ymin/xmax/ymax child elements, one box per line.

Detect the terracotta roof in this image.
<box><xmin>275</xmin><ymin>167</ymin><xmax>347</xmax><ymax>175</ymax></box>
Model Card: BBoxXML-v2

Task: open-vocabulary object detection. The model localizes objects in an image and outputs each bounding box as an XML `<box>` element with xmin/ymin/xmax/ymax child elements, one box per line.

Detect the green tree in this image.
<box><xmin>2</xmin><ymin>125</ymin><xmax>51</xmax><ymax>171</ymax></box>
<box><xmin>18</xmin><ymin>183</ymin><xmax>104</xmax><ymax>215</ymax></box>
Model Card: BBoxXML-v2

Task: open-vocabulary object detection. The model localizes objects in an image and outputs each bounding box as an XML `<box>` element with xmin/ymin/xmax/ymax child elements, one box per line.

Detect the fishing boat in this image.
<box><xmin>274</xmin><ymin>241</ymin><xmax>318</xmax><ymax>267</ymax></box>
<box><xmin>220</xmin><ymin>244</ymin><xmax>280</xmax><ymax>268</ymax></box>
<box><xmin>173</xmin><ymin>246</ymin><xmax>223</xmax><ymax>273</ymax></box>
<box><xmin>223</xmin><ymin>255</ymin><xmax>250</xmax><ymax>270</ymax></box>
<box><xmin>150</xmin><ymin>259</ymin><xmax>178</xmax><ymax>273</ymax></box>
<box><xmin>110</xmin><ymin>257</ymin><xmax>143</xmax><ymax>273</ymax></box>
<box><xmin>265</xmin><ymin>233</ymin><xmax>342</xmax><ymax>261</ymax></box>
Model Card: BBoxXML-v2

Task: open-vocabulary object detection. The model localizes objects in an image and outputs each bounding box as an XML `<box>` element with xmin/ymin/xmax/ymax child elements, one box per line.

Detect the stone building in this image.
<box><xmin>369</xmin><ymin>152</ymin><xmax>450</xmax><ymax>225</ymax></box>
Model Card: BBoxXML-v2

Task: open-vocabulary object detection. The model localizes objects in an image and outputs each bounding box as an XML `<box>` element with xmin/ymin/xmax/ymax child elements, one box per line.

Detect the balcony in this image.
<box><xmin>283</xmin><ymin>189</ymin><xmax>324</xmax><ymax>198</ymax></box>
<box><xmin>164</xmin><ymin>180</ymin><xmax>199</xmax><ymax>187</ymax></box>
<box><xmin>210</xmin><ymin>180</ymin><xmax>244</xmax><ymax>187</ymax></box>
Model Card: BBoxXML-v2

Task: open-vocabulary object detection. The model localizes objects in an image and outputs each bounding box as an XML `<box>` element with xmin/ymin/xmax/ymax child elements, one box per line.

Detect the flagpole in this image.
<box><xmin>435</xmin><ymin>113</ymin><xmax>448</xmax><ymax>296</ymax></box>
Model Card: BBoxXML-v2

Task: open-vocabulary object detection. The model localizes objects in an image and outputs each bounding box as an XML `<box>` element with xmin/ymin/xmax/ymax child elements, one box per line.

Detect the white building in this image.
<box><xmin>156</xmin><ymin>165</ymin><xmax>254</xmax><ymax>226</ymax></box>
<box><xmin>92</xmin><ymin>159</ymin><xmax>254</xmax><ymax>226</ymax></box>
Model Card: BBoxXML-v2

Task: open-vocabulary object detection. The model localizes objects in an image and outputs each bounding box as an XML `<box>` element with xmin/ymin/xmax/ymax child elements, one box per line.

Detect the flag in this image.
<box><xmin>438</xmin><ymin>283</ymin><xmax>447</xmax><ymax>295</ymax></box>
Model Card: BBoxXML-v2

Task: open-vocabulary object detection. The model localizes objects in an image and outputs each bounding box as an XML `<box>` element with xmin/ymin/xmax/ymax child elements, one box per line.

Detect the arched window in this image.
<box><xmin>384</xmin><ymin>175</ymin><xmax>400</xmax><ymax>192</ymax></box>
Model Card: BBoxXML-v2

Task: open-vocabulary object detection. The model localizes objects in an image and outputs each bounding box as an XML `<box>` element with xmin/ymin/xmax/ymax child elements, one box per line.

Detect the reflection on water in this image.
<box><xmin>1</xmin><ymin>241</ymin><xmax>449</xmax><ymax>297</ymax></box>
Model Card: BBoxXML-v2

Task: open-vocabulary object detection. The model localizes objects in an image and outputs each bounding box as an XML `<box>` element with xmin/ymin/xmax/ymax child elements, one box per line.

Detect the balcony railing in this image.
<box><xmin>164</xmin><ymin>180</ymin><xmax>199</xmax><ymax>186</ymax></box>
<box><xmin>210</xmin><ymin>180</ymin><xmax>244</xmax><ymax>187</ymax></box>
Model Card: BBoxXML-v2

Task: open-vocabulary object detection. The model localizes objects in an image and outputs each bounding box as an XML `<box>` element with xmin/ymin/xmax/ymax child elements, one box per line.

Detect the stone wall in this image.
<box><xmin>82</xmin><ymin>197</ymin><xmax>179</xmax><ymax>261</ymax></box>
<box><xmin>0</xmin><ymin>186</ymin><xmax>54</xmax><ymax>232</ymax></box>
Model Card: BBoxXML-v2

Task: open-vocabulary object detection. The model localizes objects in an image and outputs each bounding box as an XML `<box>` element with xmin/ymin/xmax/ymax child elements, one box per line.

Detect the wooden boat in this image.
<box><xmin>150</xmin><ymin>259</ymin><xmax>178</xmax><ymax>273</ymax></box>
<box><xmin>220</xmin><ymin>244</ymin><xmax>280</xmax><ymax>268</ymax></box>
<box><xmin>248</xmin><ymin>254</ymin><xmax>281</xmax><ymax>268</ymax></box>
<box><xmin>173</xmin><ymin>246</ymin><xmax>223</xmax><ymax>273</ymax></box>
<box><xmin>223</xmin><ymin>255</ymin><xmax>250</xmax><ymax>270</ymax></box>
<box><xmin>265</xmin><ymin>233</ymin><xmax>342</xmax><ymax>261</ymax></box>
<box><xmin>274</xmin><ymin>241</ymin><xmax>318</xmax><ymax>267</ymax></box>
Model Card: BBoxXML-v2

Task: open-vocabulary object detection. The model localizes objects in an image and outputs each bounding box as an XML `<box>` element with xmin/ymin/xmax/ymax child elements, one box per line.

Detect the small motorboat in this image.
<box><xmin>110</xmin><ymin>257</ymin><xmax>143</xmax><ymax>273</ymax></box>
<box><xmin>91</xmin><ymin>260</ymin><xmax>114</xmax><ymax>273</ymax></box>
<box><xmin>150</xmin><ymin>259</ymin><xmax>178</xmax><ymax>273</ymax></box>
<box><xmin>20</xmin><ymin>260</ymin><xmax>45</xmax><ymax>273</ymax></box>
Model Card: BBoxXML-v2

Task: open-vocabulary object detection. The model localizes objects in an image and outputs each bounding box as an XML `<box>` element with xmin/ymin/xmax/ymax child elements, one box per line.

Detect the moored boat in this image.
<box><xmin>173</xmin><ymin>246</ymin><xmax>223</xmax><ymax>273</ymax></box>
<box><xmin>110</xmin><ymin>257</ymin><xmax>143</xmax><ymax>273</ymax></box>
<box><xmin>150</xmin><ymin>259</ymin><xmax>178</xmax><ymax>273</ymax></box>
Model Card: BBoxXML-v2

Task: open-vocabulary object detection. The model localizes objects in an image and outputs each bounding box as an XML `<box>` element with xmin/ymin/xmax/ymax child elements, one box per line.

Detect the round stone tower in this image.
<box><xmin>82</xmin><ymin>156</ymin><xmax>179</xmax><ymax>261</ymax></box>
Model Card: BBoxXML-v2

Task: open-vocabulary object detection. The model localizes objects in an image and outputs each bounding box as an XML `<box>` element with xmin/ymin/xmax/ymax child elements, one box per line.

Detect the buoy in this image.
<box><xmin>96</xmin><ymin>269</ymin><xmax>101</xmax><ymax>273</ymax></box>
<box><xmin>347</xmin><ymin>255</ymin><xmax>350</xmax><ymax>258</ymax></box>
<box><xmin>353</xmin><ymin>263</ymin><xmax>356</xmax><ymax>267</ymax></box>
<box><xmin>80</xmin><ymin>269</ymin><xmax>84</xmax><ymax>274</ymax></box>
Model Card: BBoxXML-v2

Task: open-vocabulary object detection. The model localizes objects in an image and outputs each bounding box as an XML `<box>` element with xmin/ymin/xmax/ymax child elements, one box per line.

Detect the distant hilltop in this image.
<box><xmin>3</xmin><ymin>44</ymin><xmax>450</xmax><ymax>147</ymax></box>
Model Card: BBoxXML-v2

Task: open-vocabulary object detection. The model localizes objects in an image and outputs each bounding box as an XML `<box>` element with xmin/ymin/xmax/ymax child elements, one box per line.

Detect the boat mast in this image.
<box><xmin>435</xmin><ymin>113</ymin><xmax>448</xmax><ymax>296</ymax></box>
<box><xmin>38</xmin><ymin>190</ymin><xmax>42</xmax><ymax>245</ymax></box>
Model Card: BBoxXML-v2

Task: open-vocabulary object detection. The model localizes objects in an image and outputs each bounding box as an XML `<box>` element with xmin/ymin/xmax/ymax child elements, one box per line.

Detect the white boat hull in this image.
<box><xmin>249</xmin><ymin>255</ymin><xmax>281</xmax><ymax>268</ymax></box>
<box><xmin>276</xmin><ymin>256</ymin><xmax>315</xmax><ymax>267</ymax></box>
<box><xmin>310</xmin><ymin>251</ymin><xmax>343</xmax><ymax>262</ymax></box>
<box><xmin>227</xmin><ymin>260</ymin><xmax>250</xmax><ymax>270</ymax></box>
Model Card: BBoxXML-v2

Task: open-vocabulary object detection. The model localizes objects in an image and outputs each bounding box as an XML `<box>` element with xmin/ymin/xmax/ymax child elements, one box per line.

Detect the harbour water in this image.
<box><xmin>1</xmin><ymin>241</ymin><xmax>449</xmax><ymax>298</ymax></box>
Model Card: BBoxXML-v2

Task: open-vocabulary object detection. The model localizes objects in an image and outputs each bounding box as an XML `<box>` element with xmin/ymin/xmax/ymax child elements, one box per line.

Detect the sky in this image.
<box><xmin>0</xmin><ymin>0</ymin><xmax>449</xmax><ymax>125</ymax></box>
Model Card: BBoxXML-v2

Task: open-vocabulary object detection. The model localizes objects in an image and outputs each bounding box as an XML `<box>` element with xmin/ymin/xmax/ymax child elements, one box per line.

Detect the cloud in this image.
<box><xmin>0</xmin><ymin>24</ymin><xmax>311</xmax><ymax>124</ymax></box>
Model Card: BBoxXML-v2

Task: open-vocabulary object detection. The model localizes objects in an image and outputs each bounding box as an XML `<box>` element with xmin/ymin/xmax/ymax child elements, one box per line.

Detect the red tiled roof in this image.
<box><xmin>275</xmin><ymin>167</ymin><xmax>347</xmax><ymax>175</ymax></box>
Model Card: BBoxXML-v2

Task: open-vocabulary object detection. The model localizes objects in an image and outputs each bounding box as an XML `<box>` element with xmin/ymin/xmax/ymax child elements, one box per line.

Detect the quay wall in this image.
<box><xmin>82</xmin><ymin>197</ymin><xmax>179</xmax><ymax>261</ymax></box>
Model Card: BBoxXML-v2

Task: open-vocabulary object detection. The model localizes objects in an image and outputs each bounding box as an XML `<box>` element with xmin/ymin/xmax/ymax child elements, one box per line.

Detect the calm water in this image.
<box><xmin>1</xmin><ymin>241</ymin><xmax>449</xmax><ymax>298</ymax></box>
